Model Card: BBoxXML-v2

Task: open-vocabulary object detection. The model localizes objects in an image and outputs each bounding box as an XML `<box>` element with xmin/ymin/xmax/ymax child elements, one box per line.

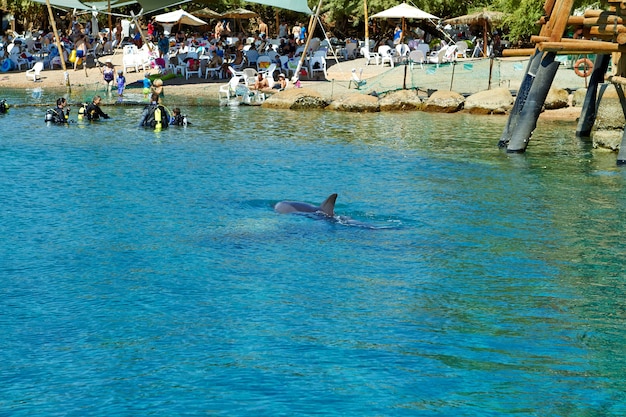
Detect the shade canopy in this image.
<box><xmin>31</xmin><ymin>0</ymin><xmax>136</xmax><ymax>12</ymax></box>
<box><xmin>192</xmin><ymin>7</ymin><xmax>220</xmax><ymax>19</ymax></box>
<box><xmin>371</xmin><ymin>2</ymin><xmax>439</xmax><ymax>20</ymax></box>
<box><xmin>36</xmin><ymin>0</ymin><xmax>311</xmax><ymax>15</ymax></box>
<box><xmin>242</xmin><ymin>0</ymin><xmax>311</xmax><ymax>14</ymax></box>
<box><xmin>220</xmin><ymin>8</ymin><xmax>258</xmax><ymax>19</ymax></box>
<box><xmin>443</xmin><ymin>10</ymin><xmax>506</xmax><ymax>58</ymax></box>
<box><xmin>154</xmin><ymin>9</ymin><xmax>207</xmax><ymax>26</ymax></box>
<box><xmin>443</xmin><ymin>10</ymin><xmax>506</xmax><ymax>26</ymax></box>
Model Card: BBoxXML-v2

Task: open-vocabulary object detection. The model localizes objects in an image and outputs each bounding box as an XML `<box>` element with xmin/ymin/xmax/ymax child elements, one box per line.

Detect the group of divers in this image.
<box><xmin>0</xmin><ymin>93</ymin><xmax>188</xmax><ymax>130</ymax></box>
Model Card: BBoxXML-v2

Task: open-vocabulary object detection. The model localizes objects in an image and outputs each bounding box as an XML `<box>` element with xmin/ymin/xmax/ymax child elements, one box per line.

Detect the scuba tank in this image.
<box><xmin>78</xmin><ymin>103</ymin><xmax>87</xmax><ymax>120</ymax></box>
<box><xmin>154</xmin><ymin>106</ymin><xmax>162</xmax><ymax>130</ymax></box>
<box><xmin>182</xmin><ymin>115</ymin><xmax>188</xmax><ymax>127</ymax></box>
<box><xmin>45</xmin><ymin>109</ymin><xmax>55</xmax><ymax>122</ymax></box>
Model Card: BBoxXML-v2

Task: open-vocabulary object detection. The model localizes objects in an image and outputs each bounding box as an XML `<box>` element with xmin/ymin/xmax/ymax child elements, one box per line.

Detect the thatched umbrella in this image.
<box><xmin>193</xmin><ymin>7</ymin><xmax>221</xmax><ymax>20</ymax></box>
<box><xmin>220</xmin><ymin>8</ymin><xmax>258</xmax><ymax>35</ymax></box>
<box><xmin>443</xmin><ymin>10</ymin><xmax>506</xmax><ymax>57</ymax></box>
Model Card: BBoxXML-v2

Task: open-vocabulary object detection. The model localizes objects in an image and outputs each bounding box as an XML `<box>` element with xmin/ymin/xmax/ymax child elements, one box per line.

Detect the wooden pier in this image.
<box><xmin>500</xmin><ymin>0</ymin><xmax>626</xmax><ymax>164</ymax></box>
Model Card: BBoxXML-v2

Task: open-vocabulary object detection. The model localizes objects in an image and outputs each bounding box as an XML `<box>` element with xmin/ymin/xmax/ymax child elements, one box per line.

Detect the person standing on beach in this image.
<box><xmin>73</xmin><ymin>34</ymin><xmax>90</xmax><ymax>70</ymax></box>
<box><xmin>298</xmin><ymin>22</ymin><xmax>306</xmax><ymax>45</ymax></box>
<box><xmin>279</xmin><ymin>21</ymin><xmax>288</xmax><ymax>38</ymax></box>
<box><xmin>116</xmin><ymin>69</ymin><xmax>126</xmax><ymax>99</ymax></box>
<box><xmin>393</xmin><ymin>25</ymin><xmax>402</xmax><ymax>45</ymax></box>
<box><xmin>102</xmin><ymin>59</ymin><xmax>115</xmax><ymax>93</ymax></box>
<box><xmin>142</xmin><ymin>73</ymin><xmax>152</xmax><ymax>98</ymax></box>
<box><xmin>157</xmin><ymin>33</ymin><xmax>169</xmax><ymax>58</ymax></box>
<box><xmin>258</xmin><ymin>18</ymin><xmax>268</xmax><ymax>38</ymax></box>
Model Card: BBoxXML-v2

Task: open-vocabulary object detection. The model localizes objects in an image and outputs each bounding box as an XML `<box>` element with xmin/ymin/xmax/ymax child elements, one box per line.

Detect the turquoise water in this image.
<box><xmin>2</xmin><ymin>90</ymin><xmax>626</xmax><ymax>415</ymax></box>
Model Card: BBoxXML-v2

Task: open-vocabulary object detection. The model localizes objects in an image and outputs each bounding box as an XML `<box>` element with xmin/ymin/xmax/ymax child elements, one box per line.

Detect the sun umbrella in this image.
<box><xmin>193</xmin><ymin>7</ymin><xmax>221</xmax><ymax>19</ymax></box>
<box><xmin>371</xmin><ymin>2</ymin><xmax>439</xmax><ymax>43</ymax></box>
<box><xmin>220</xmin><ymin>8</ymin><xmax>258</xmax><ymax>35</ymax></box>
<box><xmin>443</xmin><ymin>10</ymin><xmax>506</xmax><ymax>57</ymax></box>
<box><xmin>154</xmin><ymin>9</ymin><xmax>207</xmax><ymax>26</ymax></box>
<box><xmin>371</xmin><ymin>2</ymin><xmax>439</xmax><ymax>20</ymax></box>
<box><xmin>220</xmin><ymin>8</ymin><xmax>258</xmax><ymax>19</ymax></box>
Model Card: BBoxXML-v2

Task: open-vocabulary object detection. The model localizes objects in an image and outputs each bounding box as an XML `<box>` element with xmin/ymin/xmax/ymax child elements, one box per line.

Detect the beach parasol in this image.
<box><xmin>371</xmin><ymin>2</ymin><xmax>439</xmax><ymax>43</ymax></box>
<box><xmin>193</xmin><ymin>7</ymin><xmax>221</xmax><ymax>19</ymax></box>
<box><xmin>443</xmin><ymin>10</ymin><xmax>506</xmax><ymax>57</ymax></box>
<box><xmin>220</xmin><ymin>8</ymin><xmax>258</xmax><ymax>35</ymax></box>
<box><xmin>220</xmin><ymin>8</ymin><xmax>258</xmax><ymax>19</ymax></box>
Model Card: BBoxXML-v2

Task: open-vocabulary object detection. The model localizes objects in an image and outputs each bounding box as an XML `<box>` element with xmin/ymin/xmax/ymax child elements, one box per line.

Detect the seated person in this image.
<box><xmin>273</xmin><ymin>73</ymin><xmax>287</xmax><ymax>90</ymax></box>
<box><xmin>252</xmin><ymin>73</ymin><xmax>269</xmax><ymax>90</ymax></box>
<box><xmin>206</xmin><ymin>54</ymin><xmax>223</xmax><ymax>78</ymax></box>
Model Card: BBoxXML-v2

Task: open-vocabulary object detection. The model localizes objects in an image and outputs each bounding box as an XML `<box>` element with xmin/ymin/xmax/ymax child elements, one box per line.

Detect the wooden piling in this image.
<box><xmin>499</xmin><ymin>50</ymin><xmax>543</xmax><ymax>148</ymax></box>
<box><xmin>507</xmin><ymin>53</ymin><xmax>561</xmax><ymax>153</ymax></box>
<box><xmin>576</xmin><ymin>54</ymin><xmax>612</xmax><ymax>137</ymax></box>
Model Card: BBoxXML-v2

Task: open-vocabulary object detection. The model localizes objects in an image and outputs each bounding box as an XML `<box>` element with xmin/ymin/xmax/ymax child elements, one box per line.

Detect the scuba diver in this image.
<box><xmin>81</xmin><ymin>95</ymin><xmax>110</xmax><ymax>121</ymax></box>
<box><xmin>170</xmin><ymin>108</ymin><xmax>189</xmax><ymax>127</ymax></box>
<box><xmin>45</xmin><ymin>97</ymin><xmax>70</xmax><ymax>124</ymax></box>
<box><xmin>139</xmin><ymin>92</ymin><xmax>170</xmax><ymax>130</ymax></box>
<box><xmin>0</xmin><ymin>99</ymin><xmax>9</xmax><ymax>114</ymax></box>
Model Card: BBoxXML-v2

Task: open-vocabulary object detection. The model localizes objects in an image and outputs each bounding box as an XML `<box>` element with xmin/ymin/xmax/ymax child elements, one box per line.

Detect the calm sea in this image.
<box><xmin>1</xmin><ymin>89</ymin><xmax>626</xmax><ymax>416</ymax></box>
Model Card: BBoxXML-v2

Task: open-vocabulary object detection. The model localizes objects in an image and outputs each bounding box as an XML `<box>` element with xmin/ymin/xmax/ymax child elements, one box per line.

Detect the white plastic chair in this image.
<box><xmin>185</xmin><ymin>52</ymin><xmax>200</xmax><ymax>79</ymax></box>
<box><xmin>308</xmin><ymin>56</ymin><xmax>327</xmax><ymax>79</ymax></box>
<box><xmin>395</xmin><ymin>44</ymin><xmax>410</xmax><ymax>64</ymax></box>
<box><xmin>428</xmin><ymin>45</ymin><xmax>457</xmax><ymax>67</ymax></box>
<box><xmin>219</xmin><ymin>75</ymin><xmax>242</xmax><ymax>100</ymax></box>
<box><xmin>455</xmin><ymin>41</ymin><xmax>468</xmax><ymax>58</ymax></box>
<box><xmin>378</xmin><ymin>45</ymin><xmax>394</xmax><ymax>67</ymax></box>
<box><xmin>242</xmin><ymin>68</ymin><xmax>258</xmax><ymax>86</ymax></box>
<box><xmin>259</xmin><ymin>63</ymin><xmax>276</xmax><ymax>86</ymax></box>
<box><xmin>245</xmin><ymin>49</ymin><xmax>259</xmax><ymax>67</ymax></box>
<box><xmin>25</xmin><ymin>61</ymin><xmax>43</xmax><ymax>81</ymax></box>
<box><xmin>360</xmin><ymin>47</ymin><xmax>380</xmax><ymax>66</ymax></box>
<box><xmin>343</xmin><ymin>42</ymin><xmax>357</xmax><ymax>60</ymax></box>
<box><xmin>408</xmin><ymin>50</ymin><xmax>425</xmax><ymax>70</ymax></box>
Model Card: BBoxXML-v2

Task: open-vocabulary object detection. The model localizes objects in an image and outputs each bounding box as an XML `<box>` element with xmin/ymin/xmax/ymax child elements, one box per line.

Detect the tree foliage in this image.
<box><xmin>0</xmin><ymin>0</ymin><xmax>607</xmax><ymax>43</ymax></box>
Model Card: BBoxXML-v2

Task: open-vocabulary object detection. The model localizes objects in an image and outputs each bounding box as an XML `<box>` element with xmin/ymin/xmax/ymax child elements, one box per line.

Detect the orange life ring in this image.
<box><xmin>574</xmin><ymin>58</ymin><xmax>593</xmax><ymax>77</ymax></box>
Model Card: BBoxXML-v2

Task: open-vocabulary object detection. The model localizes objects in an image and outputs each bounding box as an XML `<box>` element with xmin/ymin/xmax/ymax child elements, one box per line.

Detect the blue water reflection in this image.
<box><xmin>1</xmin><ymin>95</ymin><xmax>626</xmax><ymax>415</ymax></box>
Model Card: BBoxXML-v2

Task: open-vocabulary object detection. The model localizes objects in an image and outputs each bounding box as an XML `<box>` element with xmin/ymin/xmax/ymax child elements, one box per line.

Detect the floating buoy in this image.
<box><xmin>574</xmin><ymin>58</ymin><xmax>593</xmax><ymax>77</ymax></box>
<box><xmin>69</xmin><ymin>49</ymin><xmax>77</xmax><ymax>63</ymax></box>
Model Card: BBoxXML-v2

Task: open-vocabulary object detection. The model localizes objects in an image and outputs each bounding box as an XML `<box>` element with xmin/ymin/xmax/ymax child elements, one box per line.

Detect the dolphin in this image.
<box><xmin>274</xmin><ymin>193</ymin><xmax>338</xmax><ymax>217</ymax></box>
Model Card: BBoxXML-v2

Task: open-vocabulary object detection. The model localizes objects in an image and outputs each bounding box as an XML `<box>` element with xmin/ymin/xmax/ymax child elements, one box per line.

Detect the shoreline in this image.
<box><xmin>0</xmin><ymin>53</ymin><xmax>584</xmax><ymax>121</ymax></box>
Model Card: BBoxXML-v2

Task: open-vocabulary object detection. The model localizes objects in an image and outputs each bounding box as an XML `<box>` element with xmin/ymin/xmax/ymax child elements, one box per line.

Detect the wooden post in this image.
<box><xmin>576</xmin><ymin>54</ymin><xmax>612</xmax><ymax>137</ymax></box>
<box><xmin>499</xmin><ymin>0</ymin><xmax>575</xmax><ymax>151</ymax></box>
<box><xmin>363</xmin><ymin>0</ymin><xmax>370</xmax><ymax>53</ymax></box>
<box><xmin>507</xmin><ymin>52</ymin><xmax>561</xmax><ymax>153</ymax></box>
<box><xmin>612</xmin><ymin>84</ymin><xmax>626</xmax><ymax>164</ymax></box>
<box><xmin>499</xmin><ymin>49</ymin><xmax>543</xmax><ymax>147</ymax></box>
<box><xmin>45</xmin><ymin>0</ymin><xmax>70</xmax><ymax>92</ymax></box>
<box><xmin>292</xmin><ymin>0</ymin><xmax>322</xmax><ymax>83</ymax></box>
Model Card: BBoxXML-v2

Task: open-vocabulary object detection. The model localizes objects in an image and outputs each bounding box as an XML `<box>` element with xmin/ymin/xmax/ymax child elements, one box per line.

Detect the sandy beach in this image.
<box><xmin>0</xmin><ymin>51</ymin><xmax>582</xmax><ymax>120</ymax></box>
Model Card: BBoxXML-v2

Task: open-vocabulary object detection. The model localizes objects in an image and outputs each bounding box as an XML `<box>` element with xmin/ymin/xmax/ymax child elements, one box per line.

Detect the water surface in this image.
<box><xmin>1</xmin><ymin>92</ymin><xmax>626</xmax><ymax>415</ymax></box>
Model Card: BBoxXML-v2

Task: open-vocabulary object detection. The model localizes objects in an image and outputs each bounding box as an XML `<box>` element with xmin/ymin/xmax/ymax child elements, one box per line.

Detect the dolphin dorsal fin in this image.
<box><xmin>319</xmin><ymin>194</ymin><xmax>338</xmax><ymax>216</ymax></box>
